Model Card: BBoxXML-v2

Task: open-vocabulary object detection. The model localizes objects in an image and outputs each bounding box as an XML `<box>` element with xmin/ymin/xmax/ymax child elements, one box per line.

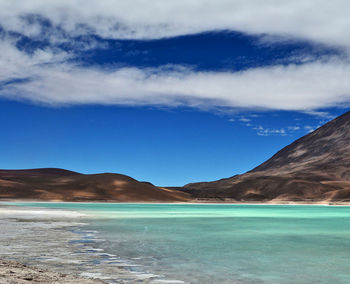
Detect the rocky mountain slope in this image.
<box><xmin>0</xmin><ymin>168</ymin><xmax>189</xmax><ymax>202</ymax></box>
<box><xmin>184</xmin><ymin>111</ymin><xmax>350</xmax><ymax>202</ymax></box>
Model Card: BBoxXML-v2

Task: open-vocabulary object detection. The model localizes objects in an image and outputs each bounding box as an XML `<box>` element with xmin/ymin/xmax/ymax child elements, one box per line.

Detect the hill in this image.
<box><xmin>0</xmin><ymin>168</ymin><xmax>189</xmax><ymax>202</ymax></box>
<box><xmin>184</xmin><ymin>111</ymin><xmax>350</xmax><ymax>203</ymax></box>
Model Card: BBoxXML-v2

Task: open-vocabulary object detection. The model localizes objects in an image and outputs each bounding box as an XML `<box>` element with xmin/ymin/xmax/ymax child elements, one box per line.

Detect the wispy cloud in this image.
<box><xmin>304</xmin><ymin>125</ymin><xmax>322</xmax><ymax>133</ymax></box>
<box><xmin>239</xmin><ymin>117</ymin><xmax>251</xmax><ymax>123</ymax></box>
<box><xmin>302</xmin><ymin>110</ymin><xmax>336</xmax><ymax>119</ymax></box>
<box><xmin>253</xmin><ymin>126</ymin><xmax>287</xmax><ymax>136</ymax></box>
<box><xmin>1</xmin><ymin>40</ymin><xmax>350</xmax><ymax>111</ymax></box>
<box><xmin>252</xmin><ymin>125</ymin><xmax>303</xmax><ymax>136</ymax></box>
<box><xmin>229</xmin><ymin>114</ymin><xmax>308</xmax><ymax>136</ymax></box>
<box><xmin>287</xmin><ymin>126</ymin><xmax>301</xmax><ymax>131</ymax></box>
<box><xmin>1</xmin><ymin>0</ymin><xmax>350</xmax><ymax>49</ymax></box>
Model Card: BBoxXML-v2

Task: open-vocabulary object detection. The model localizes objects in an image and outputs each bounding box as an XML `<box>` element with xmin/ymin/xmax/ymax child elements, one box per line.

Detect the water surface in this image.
<box><xmin>8</xmin><ymin>203</ymin><xmax>350</xmax><ymax>283</ymax></box>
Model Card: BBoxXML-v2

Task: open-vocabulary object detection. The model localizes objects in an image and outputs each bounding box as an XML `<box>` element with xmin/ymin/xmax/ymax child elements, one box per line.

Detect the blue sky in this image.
<box><xmin>0</xmin><ymin>1</ymin><xmax>349</xmax><ymax>185</ymax></box>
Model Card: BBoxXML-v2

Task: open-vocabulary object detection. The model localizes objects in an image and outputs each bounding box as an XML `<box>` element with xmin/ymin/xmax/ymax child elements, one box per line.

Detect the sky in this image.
<box><xmin>0</xmin><ymin>1</ymin><xmax>349</xmax><ymax>186</ymax></box>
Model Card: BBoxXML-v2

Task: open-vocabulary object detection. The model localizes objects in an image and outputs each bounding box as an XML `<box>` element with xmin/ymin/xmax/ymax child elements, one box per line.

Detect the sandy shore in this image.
<box><xmin>0</xmin><ymin>259</ymin><xmax>105</xmax><ymax>283</ymax></box>
<box><xmin>0</xmin><ymin>205</ymin><xmax>163</xmax><ymax>283</ymax></box>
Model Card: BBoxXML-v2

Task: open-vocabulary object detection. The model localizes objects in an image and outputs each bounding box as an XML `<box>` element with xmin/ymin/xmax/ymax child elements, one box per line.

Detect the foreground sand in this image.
<box><xmin>0</xmin><ymin>260</ymin><xmax>105</xmax><ymax>283</ymax></box>
<box><xmin>0</xmin><ymin>205</ymin><xmax>164</xmax><ymax>283</ymax></box>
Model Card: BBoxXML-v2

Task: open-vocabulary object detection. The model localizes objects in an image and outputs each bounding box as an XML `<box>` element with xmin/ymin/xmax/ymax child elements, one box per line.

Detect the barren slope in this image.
<box><xmin>184</xmin><ymin>111</ymin><xmax>350</xmax><ymax>202</ymax></box>
<box><xmin>0</xmin><ymin>168</ymin><xmax>189</xmax><ymax>202</ymax></box>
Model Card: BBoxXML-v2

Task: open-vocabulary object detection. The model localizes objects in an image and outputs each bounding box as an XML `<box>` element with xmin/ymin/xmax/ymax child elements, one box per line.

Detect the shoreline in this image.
<box><xmin>0</xmin><ymin>205</ymin><xmax>165</xmax><ymax>283</ymax></box>
<box><xmin>0</xmin><ymin>259</ymin><xmax>106</xmax><ymax>283</ymax></box>
<box><xmin>2</xmin><ymin>202</ymin><xmax>350</xmax><ymax>283</ymax></box>
<box><xmin>2</xmin><ymin>199</ymin><xmax>350</xmax><ymax>206</ymax></box>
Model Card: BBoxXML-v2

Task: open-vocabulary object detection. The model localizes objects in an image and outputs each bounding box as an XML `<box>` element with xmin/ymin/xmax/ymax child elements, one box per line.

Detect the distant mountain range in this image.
<box><xmin>184</xmin><ymin>110</ymin><xmax>350</xmax><ymax>203</ymax></box>
<box><xmin>0</xmin><ymin>168</ymin><xmax>189</xmax><ymax>202</ymax></box>
<box><xmin>1</xmin><ymin>111</ymin><xmax>350</xmax><ymax>203</ymax></box>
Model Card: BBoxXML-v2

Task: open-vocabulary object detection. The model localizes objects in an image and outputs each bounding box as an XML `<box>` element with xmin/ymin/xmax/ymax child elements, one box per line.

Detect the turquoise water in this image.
<box><xmin>7</xmin><ymin>203</ymin><xmax>350</xmax><ymax>283</ymax></box>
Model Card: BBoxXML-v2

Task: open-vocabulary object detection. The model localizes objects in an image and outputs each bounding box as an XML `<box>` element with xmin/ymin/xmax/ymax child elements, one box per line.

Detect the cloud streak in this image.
<box><xmin>1</xmin><ymin>40</ymin><xmax>350</xmax><ymax>111</ymax></box>
<box><xmin>1</xmin><ymin>0</ymin><xmax>350</xmax><ymax>49</ymax></box>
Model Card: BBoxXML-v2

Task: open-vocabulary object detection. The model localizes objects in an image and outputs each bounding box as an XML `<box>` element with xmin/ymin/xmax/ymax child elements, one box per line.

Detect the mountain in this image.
<box><xmin>184</xmin><ymin>111</ymin><xmax>350</xmax><ymax>203</ymax></box>
<box><xmin>0</xmin><ymin>168</ymin><xmax>189</xmax><ymax>202</ymax></box>
<box><xmin>3</xmin><ymin>111</ymin><xmax>350</xmax><ymax>203</ymax></box>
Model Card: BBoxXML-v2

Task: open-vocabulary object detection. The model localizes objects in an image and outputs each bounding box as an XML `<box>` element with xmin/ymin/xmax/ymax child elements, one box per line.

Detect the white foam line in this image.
<box><xmin>0</xmin><ymin>207</ymin><xmax>87</xmax><ymax>219</ymax></box>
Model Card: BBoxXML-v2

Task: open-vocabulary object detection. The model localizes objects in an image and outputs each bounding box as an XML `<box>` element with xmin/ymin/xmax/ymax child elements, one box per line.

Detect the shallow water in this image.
<box><xmin>7</xmin><ymin>203</ymin><xmax>350</xmax><ymax>283</ymax></box>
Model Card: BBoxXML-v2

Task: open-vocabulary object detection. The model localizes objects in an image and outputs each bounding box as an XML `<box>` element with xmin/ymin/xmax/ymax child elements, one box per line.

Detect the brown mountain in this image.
<box><xmin>0</xmin><ymin>168</ymin><xmax>189</xmax><ymax>202</ymax></box>
<box><xmin>3</xmin><ymin>111</ymin><xmax>350</xmax><ymax>203</ymax></box>
<box><xmin>184</xmin><ymin>110</ymin><xmax>350</xmax><ymax>203</ymax></box>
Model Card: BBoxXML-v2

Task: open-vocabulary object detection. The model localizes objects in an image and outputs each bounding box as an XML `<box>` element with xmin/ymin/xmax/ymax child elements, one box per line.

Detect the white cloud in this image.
<box><xmin>1</xmin><ymin>40</ymin><xmax>350</xmax><ymax>111</ymax></box>
<box><xmin>1</xmin><ymin>2</ymin><xmax>350</xmax><ymax>111</ymax></box>
<box><xmin>239</xmin><ymin>117</ymin><xmax>251</xmax><ymax>123</ymax></box>
<box><xmin>304</xmin><ymin>125</ymin><xmax>322</xmax><ymax>133</ymax></box>
<box><xmin>253</xmin><ymin>126</ymin><xmax>286</xmax><ymax>136</ymax></box>
<box><xmin>0</xmin><ymin>0</ymin><xmax>350</xmax><ymax>49</ymax></box>
<box><xmin>304</xmin><ymin>125</ymin><xmax>314</xmax><ymax>132</ymax></box>
<box><xmin>252</xmin><ymin>125</ymin><xmax>303</xmax><ymax>136</ymax></box>
<box><xmin>302</xmin><ymin>110</ymin><xmax>336</xmax><ymax>119</ymax></box>
<box><xmin>287</xmin><ymin>126</ymin><xmax>301</xmax><ymax>131</ymax></box>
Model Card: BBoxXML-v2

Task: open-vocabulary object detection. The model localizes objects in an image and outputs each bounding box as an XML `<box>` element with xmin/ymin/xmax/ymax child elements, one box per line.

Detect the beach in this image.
<box><xmin>0</xmin><ymin>204</ymin><xmax>162</xmax><ymax>283</ymax></box>
<box><xmin>0</xmin><ymin>259</ymin><xmax>105</xmax><ymax>283</ymax></box>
